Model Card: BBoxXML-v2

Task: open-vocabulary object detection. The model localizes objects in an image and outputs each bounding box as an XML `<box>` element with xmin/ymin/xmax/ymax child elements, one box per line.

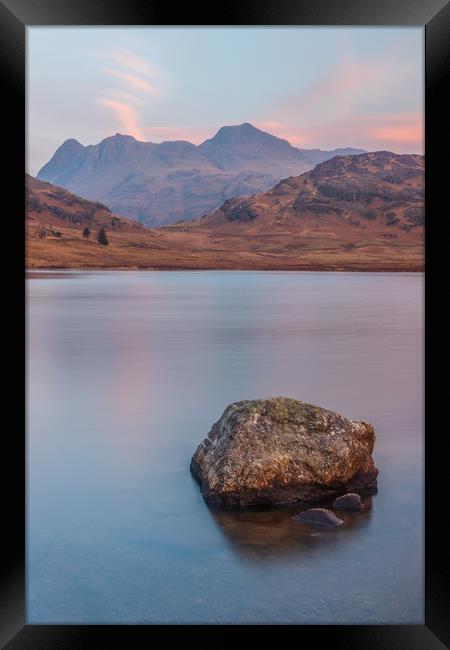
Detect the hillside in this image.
<box><xmin>26</xmin><ymin>174</ymin><xmax>143</xmax><ymax>231</ymax></box>
<box><xmin>37</xmin><ymin>123</ymin><xmax>364</xmax><ymax>227</ymax></box>
<box><xmin>193</xmin><ymin>150</ymin><xmax>424</xmax><ymax>231</ymax></box>
<box><xmin>27</xmin><ymin>152</ymin><xmax>424</xmax><ymax>271</ymax></box>
<box><xmin>26</xmin><ymin>174</ymin><xmax>155</xmax><ymax>268</ymax></box>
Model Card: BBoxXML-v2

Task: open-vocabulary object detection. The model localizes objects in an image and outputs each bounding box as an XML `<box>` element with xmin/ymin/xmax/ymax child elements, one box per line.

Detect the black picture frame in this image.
<box><xmin>2</xmin><ymin>0</ymin><xmax>448</xmax><ymax>647</ymax></box>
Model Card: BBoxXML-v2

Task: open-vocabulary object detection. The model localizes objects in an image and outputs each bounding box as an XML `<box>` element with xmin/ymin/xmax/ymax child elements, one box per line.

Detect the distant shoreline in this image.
<box><xmin>26</xmin><ymin>264</ymin><xmax>424</xmax><ymax>273</ymax></box>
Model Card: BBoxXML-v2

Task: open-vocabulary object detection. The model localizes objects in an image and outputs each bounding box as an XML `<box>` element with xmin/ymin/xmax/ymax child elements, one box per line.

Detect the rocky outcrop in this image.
<box><xmin>190</xmin><ymin>397</ymin><xmax>378</xmax><ymax>507</ymax></box>
<box><xmin>215</xmin><ymin>151</ymin><xmax>424</xmax><ymax>232</ymax></box>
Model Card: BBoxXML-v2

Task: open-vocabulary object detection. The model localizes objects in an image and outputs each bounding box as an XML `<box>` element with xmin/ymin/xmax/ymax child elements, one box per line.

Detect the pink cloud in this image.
<box><xmin>96</xmin><ymin>98</ymin><xmax>144</xmax><ymax>140</ymax></box>
<box><xmin>94</xmin><ymin>38</ymin><xmax>422</xmax><ymax>153</ymax></box>
<box><xmin>103</xmin><ymin>90</ymin><xmax>143</xmax><ymax>105</ymax></box>
<box><xmin>96</xmin><ymin>47</ymin><xmax>165</xmax><ymax>136</ymax></box>
<box><xmin>256</xmin><ymin>38</ymin><xmax>423</xmax><ymax>153</ymax></box>
<box><xmin>292</xmin><ymin>56</ymin><xmax>391</xmax><ymax>121</ymax></box>
<box><xmin>370</xmin><ymin>122</ymin><xmax>423</xmax><ymax>145</ymax></box>
<box><xmin>299</xmin><ymin>112</ymin><xmax>423</xmax><ymax>153</ymax></box>
<box><xmin>283</xmin><ymin>38</ymin><xmax>419</xmax><ymax>123</ymax></box>
<box><xmin>108</xmin><ymin>48</ymin><xmax>157</xmax><ymax>76</ymax></box>
<box><xmin>105</xmin><ymin>69</ymin><xmax>158</xmax><ymax>94</ymax></box>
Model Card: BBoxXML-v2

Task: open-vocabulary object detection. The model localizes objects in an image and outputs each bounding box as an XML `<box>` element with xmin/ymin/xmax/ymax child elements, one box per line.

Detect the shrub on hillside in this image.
<box><xmin>97</xmin><ymin>227</ymin><xmax>109</xmax><ymax>246</ymax></box>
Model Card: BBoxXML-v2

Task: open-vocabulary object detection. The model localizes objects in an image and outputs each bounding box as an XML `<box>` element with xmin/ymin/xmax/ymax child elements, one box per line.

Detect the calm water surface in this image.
<box><xmin>27</xmin><ymin>271</ymin><xmax>424</xmax><ymax>623</ymax></box>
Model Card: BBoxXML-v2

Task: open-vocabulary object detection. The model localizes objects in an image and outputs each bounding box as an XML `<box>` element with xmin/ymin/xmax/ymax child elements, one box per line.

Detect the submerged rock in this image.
<box><xmin>333</xmin><ymin>492</ymin><xmax>364</xmax><ymax>511</ymax></box>
<box><xmin>292</xmin><ymin>508</ymin><xmax>343</xmax><ymax>528</ymax></box>
<box><xmin>190</xmin><ymin>397</ymin><xmax>378</xmax><ymax>507</ymax></box>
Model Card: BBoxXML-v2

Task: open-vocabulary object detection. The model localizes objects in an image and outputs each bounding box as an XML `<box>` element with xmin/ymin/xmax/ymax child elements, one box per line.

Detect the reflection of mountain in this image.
<box><xmin>37</xmin><ymin>123</ymin><xmax>364</xmax><ymax>226</ymax></box>
<box><xmin>207</xmin><ymin>497</ymin><xmax>373</xmax><ymax>562</ymax></box>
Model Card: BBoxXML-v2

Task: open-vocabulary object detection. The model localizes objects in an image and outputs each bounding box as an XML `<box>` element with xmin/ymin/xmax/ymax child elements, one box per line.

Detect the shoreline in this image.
<box><xmin>26</xmin><ymin>264</ymin><xmax>424</xmax><ymax>273</ymax></box>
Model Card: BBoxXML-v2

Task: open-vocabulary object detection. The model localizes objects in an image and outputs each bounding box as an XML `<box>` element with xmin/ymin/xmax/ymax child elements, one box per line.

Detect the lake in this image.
<box><xmin>26</xmin><ymin>270</ymin><xmax>424</xmax><ymax>624</ymax></box>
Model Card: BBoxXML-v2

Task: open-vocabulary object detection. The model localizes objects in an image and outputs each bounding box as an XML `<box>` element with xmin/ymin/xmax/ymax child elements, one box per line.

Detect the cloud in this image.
<box><xmin>102</xmin><ymin>90</ymin><xmax>144</xmax><ymax>105</ymax></box>
<box><xmin>107</xmin><ymin>47</ymin><xmax>158</xmax><ymax>76</ymax></box>
<box><xmin>256</xmin><ymin>37</ymin><xmax>423</xmax><ymax>153</ymax></box>
<box><xmin>298</xmin><ymin>112</ymin><xmax>423</xmax><ymax>153</ymax></box>
<box><xmin>94</xmin><ymin>37</ymin><xmax>422</xmax><ymax>152</ymax></box>
<box><xmin>96</xmin><ymin>98</ymin><xmax>144</xmax><ymax>140</ymax></box>
<box><xmin>283</xmin><ymin>37</ymin><xmax>420</xmax><ymax>122</ymax></box>
<box><xmin>105</xmin><ymin>68</ymin><xmax>159</xmax><ymax>94</ymax></box>
<box><xmin>369</xmin><ymin>115</ymin><xmax>423</xmax><ymax>145</ymax></box>
<box><xmin>96</xmin><ymin>47</ymin><xmax>165</xmax><ymax>138</ymax></box>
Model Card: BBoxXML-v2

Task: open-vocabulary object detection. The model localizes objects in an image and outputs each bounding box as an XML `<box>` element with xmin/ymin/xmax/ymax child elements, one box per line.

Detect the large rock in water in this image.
<box><xmin>190</xmin><ymin>397</ymin><xmax>378</xmax><ymax>507</ymax></box>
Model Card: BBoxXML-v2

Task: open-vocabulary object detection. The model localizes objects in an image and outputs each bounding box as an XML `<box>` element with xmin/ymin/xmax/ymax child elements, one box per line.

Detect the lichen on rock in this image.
<box><xmin>190</xmin><ymin>397</ymin><xmax>378</xmax><ymax>507</ymax></box>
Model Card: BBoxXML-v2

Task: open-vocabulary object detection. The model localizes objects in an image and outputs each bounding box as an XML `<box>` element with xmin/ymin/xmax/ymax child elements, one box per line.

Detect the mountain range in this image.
<box><xmin>37</xmin><ymin>122</ymin><xmax>364</xmax><ymax>227</ymax></box>
<box><xmin>27</xmin><ymin>151</ymin><xmax>424</xmax><ymax>271</ymax></box>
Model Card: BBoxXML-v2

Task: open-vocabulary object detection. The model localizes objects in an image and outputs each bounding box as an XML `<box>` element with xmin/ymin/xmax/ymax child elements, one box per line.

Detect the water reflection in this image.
<box><xmin>26</xmin><ymin>270</ymin><xmax>95</xmax><ymax>280</ymax></box>
<box><xmin>206</xmin><ymin>495</ymin><xmax>373</xmax><ymax>562</ymax></box>
<box><xmin>27</xmin><ymin>271</ymin><xmax>423</xmax><ymax>624</ymax></box>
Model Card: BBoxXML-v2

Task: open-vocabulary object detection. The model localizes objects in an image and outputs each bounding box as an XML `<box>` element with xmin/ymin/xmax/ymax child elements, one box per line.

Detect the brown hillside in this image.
<box><xmin>26</xmin><ymin>152</ymin><xmax>424</xmax><ymax>271</ymax></box>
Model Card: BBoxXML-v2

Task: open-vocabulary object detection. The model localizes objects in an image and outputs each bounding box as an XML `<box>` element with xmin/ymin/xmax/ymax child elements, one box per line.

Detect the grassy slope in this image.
<box><xmin>27</xmin><ymin>222</ymin><xmax>423</xmax><ymax>271</ymax></box>
<box><xmin>26</xmin><ymin>156</ymin><xmax>424</xmax><ymax>271</ymax></box>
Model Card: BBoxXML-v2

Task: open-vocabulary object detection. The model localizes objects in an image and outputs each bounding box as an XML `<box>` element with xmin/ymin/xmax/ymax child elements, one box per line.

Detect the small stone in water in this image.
<box><xmin>292</xmin><ymin>508</ymin><xmax>344</xmax><ymax>528</ymax></box>
<box><xmin>333</xmin><ymin>493</ymin><xmax>364</xmax><ymax>511</ymax></box>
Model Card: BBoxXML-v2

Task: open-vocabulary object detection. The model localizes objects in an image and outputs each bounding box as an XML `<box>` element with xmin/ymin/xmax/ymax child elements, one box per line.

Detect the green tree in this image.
<box><xmin>97</xmin><ymin>227</ymin><xmax>109</xmax><ymax>246</ymax></box>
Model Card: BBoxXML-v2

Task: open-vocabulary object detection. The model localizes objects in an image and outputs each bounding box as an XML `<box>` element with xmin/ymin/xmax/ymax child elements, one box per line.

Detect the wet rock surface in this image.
<box><xmin>190</xmin><ymin>397</ymin><xmax>378</xmax><ymax>507</ymax></box>
<box><xmin>291</xmin><ymin>508</ymin><xmax>344</xmax><ymax>528</ymax></box>
<box><xmin>333</xmin><ymin>492</ymin><xmax>364</xmax><ymax>511</ymax></box>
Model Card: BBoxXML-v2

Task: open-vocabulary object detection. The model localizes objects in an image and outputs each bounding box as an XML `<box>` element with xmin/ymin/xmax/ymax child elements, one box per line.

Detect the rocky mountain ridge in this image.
<box><xmin>37</xmin><ymin>122</ymin><xmax>364</xmax><ymax>227</ymax></box>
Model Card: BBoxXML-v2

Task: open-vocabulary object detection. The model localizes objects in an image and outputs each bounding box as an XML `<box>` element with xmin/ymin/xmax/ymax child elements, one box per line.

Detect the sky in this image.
<box><xmin>27</xmin><ymin>27</ymin><xmax>423</xmax><ymax>176</ymax></box>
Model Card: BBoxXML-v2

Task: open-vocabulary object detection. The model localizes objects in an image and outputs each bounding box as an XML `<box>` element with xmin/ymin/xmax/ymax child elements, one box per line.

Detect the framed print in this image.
<box><xmin>1</xmin><ymin>0</ymin><xmax>449</xmax><ymax>647</ymax></box>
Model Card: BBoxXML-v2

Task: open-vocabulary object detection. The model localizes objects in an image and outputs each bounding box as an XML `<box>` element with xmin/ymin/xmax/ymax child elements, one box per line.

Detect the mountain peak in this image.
<box><xmin>55</xmin><ymin>138</ymin><xmax>85</xmax><ymax>154</ymax></box>
<box><xmin>99</xmin><ymin>133</ymin><xmax>138</xmax><ymax>145</ymax></box>
<box><xmin>207</xmin><ymin>122</ymin><xmax>273</xmax><ymax>143</ymax></box>
<box><xmin>113</xmin><ymin>133</ymin><xmax>136</xmax><ymax>140</ymax></box>
<box><xmin>235</xmin><ymin>122</ymin><xmax>259</xmax><ymax>131</ymax></box>
<box><xmin>36</xmin><ymin>138</ymin><xmax>85</xmax><ymax>182</ymax></box>
<box><xmin>198</xmin><ymin>122</ymin><xmax>303</xmax><ymax>175</ymax></box>
<box><xmin>61</xmin><ymin>137</ymin><xmax>83</xmax><ymax>147</ymax></box>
